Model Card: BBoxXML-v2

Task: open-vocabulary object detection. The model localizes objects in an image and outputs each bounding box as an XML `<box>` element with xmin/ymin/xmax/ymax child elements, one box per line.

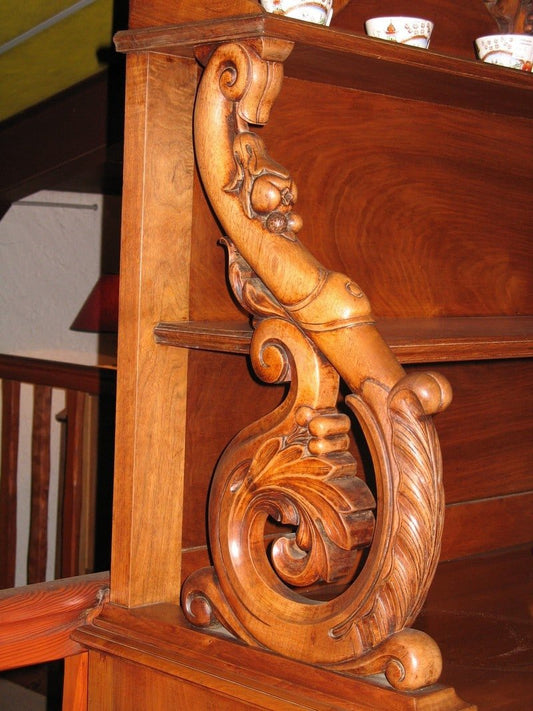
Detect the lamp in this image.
<box><xmin>71</xmin><ymin>274</ymin><xmax>119</xmax><ymax>333</ymax></box>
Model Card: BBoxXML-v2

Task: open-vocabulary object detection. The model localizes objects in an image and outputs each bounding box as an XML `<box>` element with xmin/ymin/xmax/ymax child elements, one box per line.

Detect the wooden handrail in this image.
<box><xmin>0</xmin><ymin>572</ymin><xmax>109</xmax><ymax>671</ymax></box>
<box><xmin>0</xmin><ymin>354</ymin><xmax>116</xmax><ymax>395</ymax></box>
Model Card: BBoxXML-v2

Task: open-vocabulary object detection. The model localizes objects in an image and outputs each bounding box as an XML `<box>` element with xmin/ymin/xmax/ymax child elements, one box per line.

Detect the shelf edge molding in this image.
<box><xmin>114</xmin><ymin>14</ymin><xmax>533</xmax><ymax>118</ymax></box>
<box><xmin>154</xmin><ymin>316</ymin><xmax>533</xmax><ymax>363</ymax></box>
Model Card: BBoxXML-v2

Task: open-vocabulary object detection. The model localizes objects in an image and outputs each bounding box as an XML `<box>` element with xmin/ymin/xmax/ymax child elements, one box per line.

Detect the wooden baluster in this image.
<box><xmin>27</xmin><ymin>384</ymin><xmax>52</xmax><ymax>584</ymax></box>
<box><xmin>0</xmin><ymin>379</ymin><xmax>20</xmax><ymax>588</ymax></box>
<box><xmin>61</xmin><ymin>390</ymin><xmax>86</xmax><ymax>578</ymax></box>
<box><xmin>77</xmin><ymin>394</ymin><xmax>99</xmax><ymax>576</ymax></box>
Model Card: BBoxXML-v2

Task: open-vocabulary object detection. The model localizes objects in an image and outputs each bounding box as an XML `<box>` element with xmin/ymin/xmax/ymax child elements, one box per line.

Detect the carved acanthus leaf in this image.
<box><xmin>222</xmin><ymin>237</ymin><xmax>287</xmax><ymax>320</ymax></box>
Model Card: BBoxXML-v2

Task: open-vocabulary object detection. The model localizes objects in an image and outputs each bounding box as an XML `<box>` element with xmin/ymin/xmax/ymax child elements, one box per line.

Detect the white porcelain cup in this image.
<box><xmin>475</xmin><ymin>34</ymin><xmax>533</xmax><ymax>72</ymax></box>
<box><xmin>365</xmin><ymin>16</ymin><xmax>434</xmax><ymax>48</ymax></box>
<box><xmin>260</xmin><ymin>1</ymin><xmax>333</xmax><ymax>26</ymax></box>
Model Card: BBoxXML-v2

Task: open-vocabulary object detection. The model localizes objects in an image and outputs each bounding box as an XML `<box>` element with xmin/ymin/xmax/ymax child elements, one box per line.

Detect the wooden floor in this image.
<box><xmin>0</xmin><ymin>679</ymin><xmax>46</xmax><ymax>710</ymax></box>
<box><xmin>416</xmin><ymin>546</ymin><xmax>533</xmax><ymax>711</ymax></box>
<box><xmin>0</xmin><ymin>662</ymin><xmax>61</xmax><ymax>711</ymax></box>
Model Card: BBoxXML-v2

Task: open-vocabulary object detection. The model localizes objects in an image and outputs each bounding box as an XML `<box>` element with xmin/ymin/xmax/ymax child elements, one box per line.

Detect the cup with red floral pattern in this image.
<box><xmin>365</xmin><ymin>16</ymin><xmax>434</xmax><ymax>48</ymax></box>
<box><xmin>475</xmin><ymin>34</ymin><xmax>533</xmax><ymax>71</ymax></box>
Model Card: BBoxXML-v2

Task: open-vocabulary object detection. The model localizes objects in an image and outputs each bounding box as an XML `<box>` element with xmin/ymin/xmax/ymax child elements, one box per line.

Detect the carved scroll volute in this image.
<box><xmin>182</xmin><ymin>39</ymin><xmax>452</xmax><ymax>691</ymax></box>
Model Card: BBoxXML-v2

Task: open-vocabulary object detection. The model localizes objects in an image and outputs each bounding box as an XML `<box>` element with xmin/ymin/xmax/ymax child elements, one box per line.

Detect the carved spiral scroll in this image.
<box><xmin>182</xmin><ymin>40</ymin><xmax>452</xmax><ymax>691</ymax></box>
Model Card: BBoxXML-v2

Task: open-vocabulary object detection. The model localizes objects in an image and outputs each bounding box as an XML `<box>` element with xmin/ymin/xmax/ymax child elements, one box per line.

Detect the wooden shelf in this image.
<box><xmin>154</xmin><ymin>320</ymin><xmax>252</xmax><ymax>355</ymax></box>
<box><xmin>115</xmin><ymin>13</ymin><xmax>533</xmax><ymax>118</ymax></box>
<box><xmin>378</xmin><ymin>316</ymin><xmax>533</xmax><ymax>363</ymax></box>
<box><xmin>154</xmin><ymin>315</ymin><xmax>533</xmax><ymax>363</ymax></box>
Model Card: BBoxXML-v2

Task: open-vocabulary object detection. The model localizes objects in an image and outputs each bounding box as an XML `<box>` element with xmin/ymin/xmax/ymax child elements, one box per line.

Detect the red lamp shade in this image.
<box><xmin>71</xmin><ymin>274</ymin><xmax>119</xmax><ymax>333</ymax></box>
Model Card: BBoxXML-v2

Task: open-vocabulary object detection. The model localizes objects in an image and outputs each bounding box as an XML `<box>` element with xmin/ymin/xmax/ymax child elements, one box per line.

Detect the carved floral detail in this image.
<box><xmin>225</xmin><ymin>131</ymin><xmax>302</xmax><ymax>239</ymax></box>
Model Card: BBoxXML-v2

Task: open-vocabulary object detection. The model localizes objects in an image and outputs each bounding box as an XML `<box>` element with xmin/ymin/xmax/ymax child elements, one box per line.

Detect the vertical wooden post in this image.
<box><xmin>77</xmin><ymin>394</ymin><xmax>99</xmax><ymax>576</ymax></box>
<box><xmin>63</xmin><ymin>652</ymin><xmax>89</xmax><ymax>711</ymax></box>
<box><xmin>0</xmin><ymin>380</ymin><xmax>20</xmax><ymax>588</ymax></box>
<box><xmin>110</xmin><ymin>52</ymin><xmax>198</xmax><ymax>607</ymax></box>
<box><xmin>28</xmin><ymin>384</ymin><xmax>51</xmax><ymax>584</ymax></box>
<box><xmin>61</xmin><ymin>389</ymin><xmax>87</xmax><ymax>578</ymax></box>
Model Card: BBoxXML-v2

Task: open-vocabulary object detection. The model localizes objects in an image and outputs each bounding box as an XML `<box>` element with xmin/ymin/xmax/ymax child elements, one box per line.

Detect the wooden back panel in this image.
<box><xmin>262</xmin><ymin>78</ymin><xmax>531</xmax><ymax>318</ymax></box>
<box><xmin>188</xmin><ymin>75</ymin><xmax>532</xmax><ymax>318</ymax></box>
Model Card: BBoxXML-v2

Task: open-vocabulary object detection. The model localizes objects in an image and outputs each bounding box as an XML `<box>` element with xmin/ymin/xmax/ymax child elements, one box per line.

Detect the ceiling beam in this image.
<box><xmin>0</xmin><ymin>68</ymin><xmax>124</xmax><ymax>207</ymax></box>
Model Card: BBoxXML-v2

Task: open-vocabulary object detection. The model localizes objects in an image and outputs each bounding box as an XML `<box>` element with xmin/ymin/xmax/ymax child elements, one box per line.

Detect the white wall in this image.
<box><xmin>0</xmin><ymin>189</ymin><xmax>121</xmax><ymax>364</ymax></box>
<box><xmin>0</xmin><ymin>189</ymin><xmax>120</xmax><ymax>584</ymax></box>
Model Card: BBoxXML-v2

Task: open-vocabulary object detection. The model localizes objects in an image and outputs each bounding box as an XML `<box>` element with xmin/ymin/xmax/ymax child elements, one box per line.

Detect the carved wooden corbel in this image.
<box><xmin>485</xmin><ymin>0</ymin><xmax>533</xmax><ymax>33</ymax></box>
<box><xmin>182</xmin><ymin>39</ymin><xmax>452</xmax><ymax>692</ymax></box>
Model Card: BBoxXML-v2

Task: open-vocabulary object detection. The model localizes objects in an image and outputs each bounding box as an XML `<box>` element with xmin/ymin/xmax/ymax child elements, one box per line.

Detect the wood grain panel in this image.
<box><xmin>88</xmin><ymin>655</ymin><xmax>271</xmax><ymax>711</ymax></box>
<box><xmin>411</xmin><ymin>360</ymin><xmax>532</xmax><ymax>503</ymax></box>
<box><xmin>189</xmin><ymin>171</ymin><xmax>248</xmax><ymax>322</ymax></box>
<box><xmin>63</xmin><ymin>653</ymin><xmax>89</xmax><ymax>711</ymax></box>
<box><xmin>417</xmin><ymin>546</ymin><xmax>533</xmax><ymax>710</ymax></box>
<box><xmin>261</xmin><ymin>78</ymin><xmax>532</xmax><ymax>319</ymax></box>
<box><xmin>110</xmin><ymin>53</ymin><xmax>198</xmax><ymax>607</ymax></box>
<box><xmin>441</xmin><ymin>492</ymin><xmax>533</xmax><ymax>560</ymax></box>
<box><xmin>0</xmin><ymin>380</ymin><xmax>20</xmax><ymax>589</ymax></box>
<box><xmin>129</xmin><ymin>0</ymin><xmax>261</xmax><ymax>28</ymax></box>
<box><xmin>79</xmin><ymin>603</ymin><xmax>473</xmax><ymax>710</ymax></box>
<box><xmin>128</xmin><ymin>0</ymin><xmax>350</xmax><ymax>29</ymax></box>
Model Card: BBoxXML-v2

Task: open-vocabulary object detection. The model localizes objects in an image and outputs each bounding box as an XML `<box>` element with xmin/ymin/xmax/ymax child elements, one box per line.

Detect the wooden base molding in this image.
<box><xmin>74</xmin><ymin>603</ymin><xmax>474</xmax><ymax>711</ymax></box>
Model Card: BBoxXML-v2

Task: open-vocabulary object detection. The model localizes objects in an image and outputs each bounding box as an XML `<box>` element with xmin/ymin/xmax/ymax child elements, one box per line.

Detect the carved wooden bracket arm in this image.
<box><xmin>182</xmin><ymin>38</ymin><xmax>452</xmax><ymax>692</ymax></box>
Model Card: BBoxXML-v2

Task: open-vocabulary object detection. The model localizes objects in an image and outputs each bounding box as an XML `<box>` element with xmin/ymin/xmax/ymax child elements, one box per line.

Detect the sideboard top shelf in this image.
<box><xmin>115</xmin><ymin>14</ymin><xmax>533</xmax><ymax>118</ymax></box>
